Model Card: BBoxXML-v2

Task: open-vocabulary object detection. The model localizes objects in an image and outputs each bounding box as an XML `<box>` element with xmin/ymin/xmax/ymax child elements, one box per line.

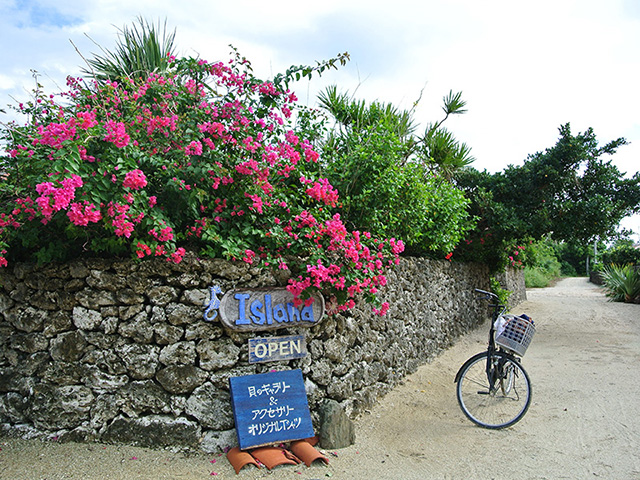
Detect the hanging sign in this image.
<box><xmin>229</xmin><ymin>369</ymin><xmax>314</xmax><ymax>450</ymax></box>
<box><xmin>205</xmin><ymin>286</ymin><xmax>325</xmax><ymax>332</ymax></box>
<box><xmin>248</xmin><ymin>335</ymin><xmax>307</xmax><ymax>364</ymax></box>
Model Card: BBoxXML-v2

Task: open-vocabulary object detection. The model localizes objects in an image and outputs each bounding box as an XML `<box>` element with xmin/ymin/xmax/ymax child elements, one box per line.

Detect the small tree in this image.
<box><xmin>313</xmin><ymin>86</ymin><xmax>474</xmax><ymax>256</ymax></box>
<box><xmin>455</xmin><ymin>123</ymin><xmax>640</xmax><ymax>270</ymax></box>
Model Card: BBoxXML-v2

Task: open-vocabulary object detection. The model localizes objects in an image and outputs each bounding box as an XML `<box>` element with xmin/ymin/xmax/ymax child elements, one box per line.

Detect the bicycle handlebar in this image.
<box><xmin>474</xmin><ymin>288</ymin><xmax>498</xmax><ymax>300</ymax></box>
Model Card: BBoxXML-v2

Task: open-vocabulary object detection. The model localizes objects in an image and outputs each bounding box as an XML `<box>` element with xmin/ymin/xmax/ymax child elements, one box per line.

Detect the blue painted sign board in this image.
<box><xmin>248</xmin><ymin>335</ymin><xmax>307</xmax><ymax>364</ymax></box>
<box><xmin>229</xmin><ymin>369</ymin><xmax>315</xmax><ymax>450</ymax></box>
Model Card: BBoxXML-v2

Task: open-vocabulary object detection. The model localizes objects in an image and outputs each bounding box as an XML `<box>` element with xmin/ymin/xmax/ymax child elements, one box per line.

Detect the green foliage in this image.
<box><xmin>490</xmin><ymin>277</ymin><xmax>512</xmax><ymax>308</ymax></box>
<box><xmin>519</xmin><ymin>238</ymin><xmax>562</xmax><ymax>287</ymax></box>
<box><xmin>315</xmin><ymin>86</ymin><xmax>474</xmax><ymax>256</ymax></box>
<box><xmin>455</xmin><ymin>123</ymin><xmax>640</xmax><ymax>270</ymax></box>
<box><xmin>82</xmin><ymin>16</ymin><xmax>176</xmax><ymax>83</ymax></box>
<box><xmin>600</xmin><ymin>264</ymin><xmax>640</xmax><ymax>303</ymax></box>
<box><xmin>524</xmin><ymin>267</ymin><xmax>552</xmax><ymax>288</ymax></box>
<box><xmin>602</xmin><ymin>244</ymin><xmax>640</xmax><ymax>266</ymax></box>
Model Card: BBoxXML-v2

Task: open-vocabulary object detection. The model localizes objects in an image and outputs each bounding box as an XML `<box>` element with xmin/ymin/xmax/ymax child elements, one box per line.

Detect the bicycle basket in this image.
<box><xmin>495</xmin><ymin>314</ymin><xmax>536</xmax><ymax>356</ymax></box>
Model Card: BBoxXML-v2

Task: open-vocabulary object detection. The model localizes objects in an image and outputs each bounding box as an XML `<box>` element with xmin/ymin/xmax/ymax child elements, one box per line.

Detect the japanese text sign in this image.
<box><xmin>229</xmin><ymin>369</ymin><xmax>314</xmax><ymax>450</ymax></box>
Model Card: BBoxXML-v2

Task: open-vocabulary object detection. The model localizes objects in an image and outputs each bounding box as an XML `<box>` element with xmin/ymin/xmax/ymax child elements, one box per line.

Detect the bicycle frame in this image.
<box><xmin>454</xmin><ymin>289</ymin><xmax>509</xmax><ymax>387</ymax></box>
<box><xmin>455</xmin><ymin>288</ymin><xmax>533</xmax><ymax>428</ymax></box>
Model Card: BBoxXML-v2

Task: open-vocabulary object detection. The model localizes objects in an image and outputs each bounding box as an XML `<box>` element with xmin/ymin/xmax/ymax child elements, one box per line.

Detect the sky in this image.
<box><xmin>1</xmin><ymin>0</ymin><xmax>639</xmax><ymax>239</ymax></box>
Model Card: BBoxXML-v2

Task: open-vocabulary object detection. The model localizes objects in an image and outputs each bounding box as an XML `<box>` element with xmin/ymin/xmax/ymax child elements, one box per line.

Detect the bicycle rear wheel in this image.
<box><xmin>456</xmin><ymin>351</ymin><xmax>531</xmax><ymax>429</ymax></box>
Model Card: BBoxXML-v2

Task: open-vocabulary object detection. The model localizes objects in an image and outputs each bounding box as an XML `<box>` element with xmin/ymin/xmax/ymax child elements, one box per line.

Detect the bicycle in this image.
<box><xmin>454</xmin><ymin>289</ymin><xmax>535</xmax><ymax>429</ymax></box>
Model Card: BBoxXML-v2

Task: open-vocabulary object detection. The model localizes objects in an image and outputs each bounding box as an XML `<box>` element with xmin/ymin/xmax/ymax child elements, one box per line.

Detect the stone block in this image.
<box><xmin>318</xmin><ymin>399</ymin><xmax>355</xmax><ymax>449</ymax></box>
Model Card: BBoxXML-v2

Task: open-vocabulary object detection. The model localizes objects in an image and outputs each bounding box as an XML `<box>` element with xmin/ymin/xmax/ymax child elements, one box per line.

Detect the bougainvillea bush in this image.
<box><xmin>0</xmin><ymin>50</ymin><xmax>403</xmax><ymax>313</ymax></box>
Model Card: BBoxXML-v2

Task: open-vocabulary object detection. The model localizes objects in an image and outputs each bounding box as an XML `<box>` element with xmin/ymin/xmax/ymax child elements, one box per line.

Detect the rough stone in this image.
<box><xmin>0</xmin><ymin>255</ymin><xmax>510</xmax><ymax>453</ymax></box>
<box><xmin>29</xmin><ymin>385</ymin><xmax>94</xmax><ymax>430</ymax></box>
<box><xmin>86</xmin><ymin>270</ymin><xmax>126</xmax><ymax>291</ymax></box>
<box><xmin>120</xmin><ymin>380</ymin><xmax>172</xmax><ymax>416</ymax></box>
<box><xmin>10</xmin><ymin>333</ymin><xmax>48</xmax><ymax>353</ymax></box>
<box><xmin>153</xmin><ymin>323</ymin><xmax>184</xmax><ymax>345</ymax></box>
<box><xmin>200</xmin><ymin>429</ymin><xmax>237</xmax><ymax>453</ymax></box>
<box><xmin>318</xmin><ymin>399</ymin><xmax>356</xmax><ymax>449</ymax></box>
<box><xmin>156</xmin><ymin>365</ymin><xmax>208</xmax><ymax>394</ymax></box>
<box><xmin>83</xmin><ymin>366</ymin><xmax>129</xmax><ymax>393</ymax></box>
<box><xmin>147</xmin><ymin>286</ymin><xmax>179</xmax><ymax>306</ymax></box>
<box><xmin>49</xmin><ymin>331</ymin><xmax>87</xmax><ymax>362</ymax></box>
<box><xmin>181</xmin><ymin>289</ymin><xmax>209</xmax><ymax>306</ymax></box>
<box><xmin>101</xmin><ymin>415</ymin><xmax>201</xmax><ymax>448</ymax></box>
<box><xmin>196</xmin><ymin>339</ymin><xmax>240</xmax><ymax>371</ymax></box>
<box><xmin>116</xmin><ymin>289</ymin><xmax>145</xmax><ymax>306</ymax></box>
<box><xmin>72</xmin><ymin>306</ymin><xmax>103</xmax><ymax>331</ymax></box>
<box><xmin>159</xmin><ymin>341</ymin><xmax>197</xmax><ymax>365</ymax></box>
<box><xmin>185</xmin><ymin>383</ymin><xmax>234</xmax><ymax>430</ymax></box>
<box><xmin>43</xmin><ymin>311</ymin><xmax>73</xmax><ymax>337</ymax></box>
<box><xmin>6</xmin><ymin>306</ymin><xmax>47</xmax><ymax>333</ymax></box>
<box><xmin>165</xmin><ymin>303</ymin><xmax>201</xmax><ymax>326</ymax></box>
<box><xmin>117</xmin><ymin>343</ymin><xmax>159</xmax><ymax>380</ymax></box>
<box><xmin>75</xmin><ymin>288</ymin><xmax>117</xmax><ymax>308</ymax></box>
<box><xmin>117</xmin><ymin>313</ymin><xmax>154</xmax><ymax>344</ymax></box>
<box><xmin>41</xmin><ymin>361</ymin><xmax>87</xmax><ymax>386</ymax></box>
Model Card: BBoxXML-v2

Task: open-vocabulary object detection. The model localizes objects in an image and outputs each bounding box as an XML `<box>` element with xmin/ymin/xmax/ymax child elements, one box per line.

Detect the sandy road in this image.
<box><xmin>2</xmin><ymin>277</ymin><xmax>639</xmax><ymax>479</ymax></box>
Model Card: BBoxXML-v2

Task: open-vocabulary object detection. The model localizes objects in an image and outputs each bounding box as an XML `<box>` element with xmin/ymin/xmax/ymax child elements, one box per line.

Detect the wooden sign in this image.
<box><xmin>215</xmin><ymin>287</ymin><xmax>325</xmax><ymax>332</ymax></box>
<box><xmin>248</xmin><ymin>335</ymin><xmax>307</xmax><ymax>364</ymax></box>
<box><xmin>229</xmin><ymin>369</ymin><xmax>315</xmax><ymax>450</ymax></box>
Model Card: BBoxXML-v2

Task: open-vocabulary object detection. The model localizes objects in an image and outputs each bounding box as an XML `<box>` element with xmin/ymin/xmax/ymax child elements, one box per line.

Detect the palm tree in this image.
<box><xmin>419</xmin><ymin>90</ymin><xmax>475</xmax><ymax>180</ymax></box>
<box><xmin>318</xmin><ymin>86</ymin><xmax>474</xmax><ymax>180</ymax></box>
<box><xmin>82</xmin><ymin>16</ymin><xmax>176</xmax><ymax>83</ymax></box>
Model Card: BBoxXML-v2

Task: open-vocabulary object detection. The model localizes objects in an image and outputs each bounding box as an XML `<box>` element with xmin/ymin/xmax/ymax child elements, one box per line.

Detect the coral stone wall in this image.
<box><xmin>0</xmin><ymin>254</ymin><xmax>515</xmax><ymax>451</ymax></box>
<box><xmin>495</xmin><ymin>267</ymin><xmax>528</xmax><ymax>307</ymax></box>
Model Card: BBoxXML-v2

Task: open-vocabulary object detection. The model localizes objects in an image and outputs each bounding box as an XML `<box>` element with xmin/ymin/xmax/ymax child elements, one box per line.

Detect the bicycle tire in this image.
<box><xmin>455</xmin><ymin>351</ymin><xmax>531</xmax><ymax>429</ymax></box>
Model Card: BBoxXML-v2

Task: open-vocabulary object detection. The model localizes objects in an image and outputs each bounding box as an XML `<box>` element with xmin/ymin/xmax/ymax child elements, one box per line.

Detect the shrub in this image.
<box><xmin>602</xmin><ymin>244</ymin><xmax>640</xmax><ymax>266</ymax></box>
<box><xmin>600</xmin><ymin>264</ymin><xmax>640</xmax><ymax>303</ymax></box>
<box><xmin>314</xmin><ymin>89</ymin><xmax>474</xmax><ymax>257</ymax></box>
<box><xmin>0</xmin><ymin>50</ymin><xmax>402</xmax><ymax>313</ymax></box>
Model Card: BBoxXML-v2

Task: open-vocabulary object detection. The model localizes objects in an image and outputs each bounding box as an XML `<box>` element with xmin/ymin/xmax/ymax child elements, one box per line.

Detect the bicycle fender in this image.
<box><xmin>454</xmin><ymin>351</ymin><xmax>487</xmax><ymax>383</ymax></box>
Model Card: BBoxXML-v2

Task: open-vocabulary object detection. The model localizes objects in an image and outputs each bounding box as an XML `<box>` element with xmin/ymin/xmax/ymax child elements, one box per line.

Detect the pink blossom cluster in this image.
<box><xmin>35</xmin><ymin>175</ymin><xmax>83</xmax><ymax>223</ymax></box>
<box><xmin>285</xmin><ymin>212</ymin><xmax>404</xmax><ymax>312</ymax></box>
<box><xmin>122</xmin><ymin>169</ymin><xmax>148</xmax><ymax>190</ymax></box>
<box><xmin>104</xmin><ymin>120</ymin><xmax>130</xmax><ymax>148</ymax></box>
<box><xmin>67</xmin><ymin>201</ymin><xmax>102</xmax><ymax>226</ymax></box>
<box><xmin>34</xmin><ymin>121</ymin><xmax>77</xmax><ymax>149</ymax></box>
<box><xmin>301</xmin><ymin>177</ymin><xmax>339</xmax><ymax>207</ymax></box>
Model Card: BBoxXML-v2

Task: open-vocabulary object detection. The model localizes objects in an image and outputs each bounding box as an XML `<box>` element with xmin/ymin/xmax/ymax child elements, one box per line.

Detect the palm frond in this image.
<box><xmin>600</xmin><ymin>263</ymin><xmax>640</xmax><ymax>302</ymax></box>
<box><xmin>82</xmin><ymin>16</ymin><xmax>176</xmax><ymax>83</ymax></box>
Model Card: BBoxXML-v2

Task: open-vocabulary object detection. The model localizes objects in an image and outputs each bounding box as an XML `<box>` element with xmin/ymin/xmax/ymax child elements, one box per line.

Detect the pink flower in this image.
<box><xmin>168</xmin><ymin>247</ymin><xmax>186</xmax><ymax>264</ymax></box>
<box><xmin>103</xmin><ymin>120</ymin><xmax>130</xmax><ymax>148</ymax></box>
<box><xmin>123</xmin><ymin>169</ymin><xmax>147</xmax><ymax>190</ymax></box>
<box><xmin>67</xmin><ymin>202</ymin><xmax>102</xmax><ymax>226</ymax></box>
<box><xmin>185</xmin><ymin>140</ymin><xmax>203</xmax><ymax>155</ymax></box>
<box><xmin>373</xmin><ymin>302</ymin><xmax>390</xmax><ymax>316</ymax></box>
<box><xmin>243</xmin><ymin>249</ymin><xmax>256</xmax><ymax>264</ymax></box>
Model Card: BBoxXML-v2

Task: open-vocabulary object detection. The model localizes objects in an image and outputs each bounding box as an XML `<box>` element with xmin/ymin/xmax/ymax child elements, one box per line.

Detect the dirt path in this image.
<box><xmin>2</xmin><ymin>278</ymin><xmax>639</xmax><ymax>479</ymax></box>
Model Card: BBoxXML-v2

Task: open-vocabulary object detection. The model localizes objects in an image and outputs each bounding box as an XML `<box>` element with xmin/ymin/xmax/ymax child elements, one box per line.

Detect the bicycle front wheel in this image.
<box><xmin>456</xmin><ymin>351</ymin><xmax>532</xmax><ymax>429</ymax></box>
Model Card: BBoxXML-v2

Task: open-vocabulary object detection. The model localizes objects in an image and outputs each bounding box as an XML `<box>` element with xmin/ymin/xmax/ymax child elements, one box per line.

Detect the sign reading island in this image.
<box><xmin>215</xmin><ymin>287</ymin><xmax>325</xmax><ymax>332</ymax></box>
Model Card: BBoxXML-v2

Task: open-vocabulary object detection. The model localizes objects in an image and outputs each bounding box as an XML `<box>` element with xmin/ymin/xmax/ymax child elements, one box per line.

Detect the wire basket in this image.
<box><xmin>495</xmin><ymin>314</ymin><xmax>536</xmax><ymax>356</ymax></box>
